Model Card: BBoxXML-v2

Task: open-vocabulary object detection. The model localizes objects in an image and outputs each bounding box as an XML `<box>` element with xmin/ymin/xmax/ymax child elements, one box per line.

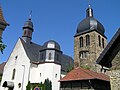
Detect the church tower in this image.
<box><xmin>74</xmin><ymin>5</ymin><xmax>107</xmax><ymax>71</ymax></box>
<box><xmin>22</xmin><ymin>15</ymin><xmax>34</xmax><ymax>43</ymax></box>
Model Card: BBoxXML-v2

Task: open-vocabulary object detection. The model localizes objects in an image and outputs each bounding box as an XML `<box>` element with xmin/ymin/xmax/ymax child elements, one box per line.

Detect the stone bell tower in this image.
<box><xmin>74</xmin><ymin>5</ymin><xmax>107</xmax><ymax>71</ymax></box>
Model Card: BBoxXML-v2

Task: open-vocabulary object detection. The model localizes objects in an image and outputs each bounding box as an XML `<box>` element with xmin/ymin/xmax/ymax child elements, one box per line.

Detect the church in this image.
<box><xmin>1</xmin><ymin>1</ymin><xmax>120</xmax><ymax>90</ymax></box>
<box><xmin>0</xmin><ymin>7</ymin><xmax>73</xmax><ymax>90</ymax></box>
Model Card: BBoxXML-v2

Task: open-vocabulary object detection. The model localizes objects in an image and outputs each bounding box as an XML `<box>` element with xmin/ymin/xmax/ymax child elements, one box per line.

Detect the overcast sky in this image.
<box><xmin>0</xmin><ymin>0</ymin><xmax>120</xmax><ymax>63</ymax></box>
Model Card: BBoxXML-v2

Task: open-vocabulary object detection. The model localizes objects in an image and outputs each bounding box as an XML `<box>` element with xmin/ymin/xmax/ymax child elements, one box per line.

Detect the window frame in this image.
<box><xmin>98</xmin><ymin>35</ymin><xmax>101</xmax><ymax>47</ymax></box>
<box><xmin>86</xmin><ymin>35</ymin><xmax>90</xmax><ymax>46</ymax></box>
<box><xmin>102</xmin><ymin>38</ymin><xmax>105</xmax><ymax>48</ymax></box>
<box><xmin>48</xmin><ymin>53</ymin><xmax>52</xmax><ymax>60</ymax></box>
<box><xmin>79</xmin><ymin>37</ymin><xmax>83</xmax><ymax>48</ymax></box>
<box><xmin>12</xmin><ymin>68</ymin><xmax>16</xmax><ymax>80</ymax></box>
<box><xmin>79</xmin><ymin>51</ymin><xmax>89</xmax><ymax>59</ymax></box>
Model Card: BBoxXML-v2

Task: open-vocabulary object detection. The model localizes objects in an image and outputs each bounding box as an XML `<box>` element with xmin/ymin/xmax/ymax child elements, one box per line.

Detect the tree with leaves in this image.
<box><xmin>0</xmin><ymin>39</ymin><xmax>6</xmax><ymax>54</ymax></box>
<box><xmin>26</xmin><ymin>79</ymin><xmax>52</xmax><ymax>90</ymax></box>
<box><xmin>0</xmin><ymin>75</ymin><xmax>2</xmax><ymax>81</ymax></box>
<box><xmin>26</xmin><ymin>81</ymin><xmax>31</xmax><ymax>90</ymax></box>
<box><xmin>44</xmin><ymin>79</ymin><xmax>52</xmax><ymax>90</ymax></box>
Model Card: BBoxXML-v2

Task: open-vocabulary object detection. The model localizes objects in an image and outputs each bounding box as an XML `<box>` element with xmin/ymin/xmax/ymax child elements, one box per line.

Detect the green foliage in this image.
<box><xmin>0</xmin><ymin>74</ymin><xmax>2</xmax><ymax>82</ymax></box>
<box><xmin>44</xmin><ymin>79</ymin><xmax>52</xmax><ymax>90</ymax></box>
<box><xmin>26</xmin><ymin>81</ymin><xmax>31</xmax><ymax>90</ymax></box>
<box><xmin>0</xmin><ymin>39</ymin><xmax>6</xmax><ymax>54</ymax></box>
<box><xmin>81</xmin><ymin>65</ymin><xmax>91</xmax><ymax>70</ymax></box>
<box><xmin>26</xmin><ymin>79</ymin><xmax>52</xmax><ymax>90</ymax></box>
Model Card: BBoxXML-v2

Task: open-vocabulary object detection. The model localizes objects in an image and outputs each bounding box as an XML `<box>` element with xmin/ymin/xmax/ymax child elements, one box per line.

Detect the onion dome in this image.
<box><xmin>43</xmin><ymin>40</ymin><xmax>61</xmax><ymax>50</ymax></box>
<box><xmin>75</xmin><ymin>5</ymin><xmax>105</xmax><ymax>37</ymax></box>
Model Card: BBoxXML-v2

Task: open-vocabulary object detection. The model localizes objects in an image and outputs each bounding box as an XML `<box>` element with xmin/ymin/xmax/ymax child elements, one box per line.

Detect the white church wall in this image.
<box><xmin>30</xmin><ymin>63</ymin><xmax>61</xmax><ymax>90</ymax></box>
<box><xmin>29</xmin><ymin>63</ymin><xmax>40</xmax><ymax>83</ymax></box>
<box><xmin>52</xmin><ymin>63</ymin><xmax>61</xmax><ymax>90</ymax></box>
<box><xmin>1</xmin><ymin>39</ymin><xmax>31</xmax><ymax>90</ymax></box>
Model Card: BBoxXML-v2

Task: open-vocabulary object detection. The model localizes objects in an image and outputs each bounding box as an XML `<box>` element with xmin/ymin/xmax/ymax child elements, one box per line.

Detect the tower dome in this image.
<box><xmin>43</xmin><ymin>40</ymin><xmax>61</xmax><ymax>50</ymax></box>
<box><xmin>23</xmin><ymin>18</ymin><xmax>33</xmax><ymax>31</ymax></box>
<box><xmin>75</xmin><ymin>5</ymin><xmax>105</xmax><ymax>37</ymax></box>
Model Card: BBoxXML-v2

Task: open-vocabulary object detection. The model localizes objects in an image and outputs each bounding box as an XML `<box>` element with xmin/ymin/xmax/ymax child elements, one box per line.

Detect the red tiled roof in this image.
<box><xmin>60</xmin><ymin>68</ymin><xmax>110</xmax><ymax>82</ymax></box>
<box><xmin>0</xmin><ymin>62</ymin><xmax>6</xmax><ymax>75</ymax></box>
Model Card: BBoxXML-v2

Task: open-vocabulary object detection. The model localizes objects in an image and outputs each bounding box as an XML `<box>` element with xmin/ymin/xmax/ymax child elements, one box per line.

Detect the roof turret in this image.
<box><xmin>22</xmin><ymin>12</ymin><xmax>34</xmax><ymax>43</ymax></box>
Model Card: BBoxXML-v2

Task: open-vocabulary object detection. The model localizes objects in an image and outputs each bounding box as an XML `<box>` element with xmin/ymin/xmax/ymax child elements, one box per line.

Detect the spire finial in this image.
<box><xmin>86</xmin><ymin>0</ymin><xmax>93</xmax><ymax>17</ymax></box>
<box><xmin>88</xmin><ymin>0</ymin><xmax>91</xmax><ymax>6</ymax></box>
<box><xmin>88</xmin><ymin>4</ymin><xmax>91</xmax><ymax>8</ymax></box>
<box><xmin>29</xmin><ymin>11</ymin><xmax>32</xmax><ymax>20</ymax></box>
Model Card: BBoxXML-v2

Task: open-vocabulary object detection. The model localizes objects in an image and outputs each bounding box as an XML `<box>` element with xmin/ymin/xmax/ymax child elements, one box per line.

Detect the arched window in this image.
<box><xmin>98</xmin><ymin>35</ymin><xmax>101</xmax><ymax>47</ymax></box>
<box><xmin>12</xmin><ymin>68</ymin><xmax>16</xmax><ymax>80</ymax></box>
<box><xmin>80</xmin><ymin>37</ymin><xmax>83</xmax><ymax>48</ymax></box>
<box><xmin>40</xmin><ymin>73</ymin><xmax>41</xmax><ymax>77</ymax></box>
<box><xmin>86</xmin><ymin>35</ymin><xmax>90</xmax><ymax>46</ymax></box>
<box><xmin>79</xmin><ymin>51</ymin><xmax>88</xmax><ymax>59</ymax></box>
<box><xmin>102</xmin><ymin>38</ymin><xmax>104</xmax><ymax>48</ymax></box>
<box><xmin>55</xmin><ymin>74</ymin><xmax>57</xmax><ymax>78</ymax></box>
<box><xmin>24</xmin><ymin>30</ymin><xmax>26</xmax><ymax>36</ymax></box>
<box><xmin>48</xmin><ymin>53</ymin><xmax>52</xmax><ymax>60</ymax></box>
<box><xmin>28</xmin><ymin>31</ymin><xmax>31</xmax><ymax>37</ymax></box>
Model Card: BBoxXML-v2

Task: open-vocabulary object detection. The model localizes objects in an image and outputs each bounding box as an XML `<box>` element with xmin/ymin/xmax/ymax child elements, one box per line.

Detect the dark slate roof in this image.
<box><xmin>75</xmin><ymin>6</ymin><xmax>106</xmax><ymax>38</ymax></box>
<box><xmin>20</xmin><ymin>38</ymin><xmax>73</xmax><ymax>71</ymax></box>
<box><xmin>23</xmin><ymin>18</ymin><xmax>33</xmax><ymax>31</ymax></box>
<box><xmin>60</xmin><ymin>68</ymin><xmax>110</xmax><ymax>82</ymax></box>
<box><xmin>20</xmin><ymin>38</ymin><xmax>43</xmax><ymax>62</ymax></box>
<box><xmin>96</xmin><ymin>28</ymin><xmax>120</xmax><ymax>68</ymax></box>
<box><xmin>75</xmin><ymin>17</ymin><xmax>105</xmax><ymax>37</ymax></box>
<box><xmin>43</xmin><ymin>40</ymin><xmax>61</xmax><ymax>51</ymax></box>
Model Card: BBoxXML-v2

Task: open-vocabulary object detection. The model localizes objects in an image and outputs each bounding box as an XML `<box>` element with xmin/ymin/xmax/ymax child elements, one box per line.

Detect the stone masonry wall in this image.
<box><xmin>110</xmin><ymin>50</ymin><xmax>120</xmax><ymax>90</ymax></box>
<box><xmin>74</xmin><ymin>31</ymin><xmax>107</xmax><ymax>71</ymax></box>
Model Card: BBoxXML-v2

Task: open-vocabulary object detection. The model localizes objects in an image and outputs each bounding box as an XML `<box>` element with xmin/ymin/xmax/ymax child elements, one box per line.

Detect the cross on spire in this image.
<box><xmin>88</xmin><ymin>0</ymin><xmax>91</xmax><ymax>6</ymax></box>
<box><xmin>29</xmin><ymin>11</ymin><xmax>32</xmax><ymax>20</ymax></box>
<box><xmin>87</xmin><ymin>0</ymin><xmax>93</xmax><ymax>7</ymax></box>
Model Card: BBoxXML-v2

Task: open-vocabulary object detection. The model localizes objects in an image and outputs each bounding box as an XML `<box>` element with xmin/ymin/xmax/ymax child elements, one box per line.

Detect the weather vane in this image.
<box><xmin>88</xmin><ymin>0</ymin><xmax>91</xmax><ymax>7</ymax></box>
<box><xmin>29</xmin><ymin>10</ymin><xmax>32</xmax><ymax>20</ymax></box>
